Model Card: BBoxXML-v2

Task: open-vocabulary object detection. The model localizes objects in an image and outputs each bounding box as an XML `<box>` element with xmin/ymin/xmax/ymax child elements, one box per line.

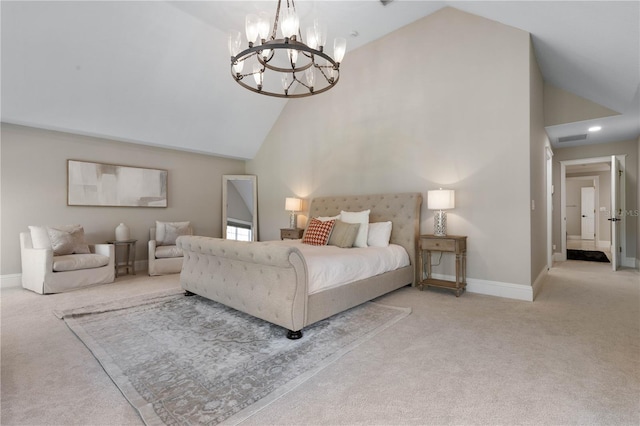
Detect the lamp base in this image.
<box><xmin>289</xmin><ymin>213</ymin><xmax>297</xmax><ymax>229</ymax></box>
<box><xmin>433</xmin><ymin>210</ymin><xmax>447</xmax><ymax>236</ymax></box>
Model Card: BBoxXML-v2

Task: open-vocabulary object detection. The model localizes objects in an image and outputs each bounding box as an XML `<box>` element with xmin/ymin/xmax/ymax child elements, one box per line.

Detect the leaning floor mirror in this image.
<box><xmin>222</xmin><ymin>175</ymin><xmax>258</xmax><ymax>241</ymax></box>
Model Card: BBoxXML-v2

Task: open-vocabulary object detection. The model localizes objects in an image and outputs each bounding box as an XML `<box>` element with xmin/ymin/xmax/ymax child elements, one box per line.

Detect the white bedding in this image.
<box><xmin>276</xmin><ymin>240</ymin><xmax>410</xmax><ymax>294</ymax></box>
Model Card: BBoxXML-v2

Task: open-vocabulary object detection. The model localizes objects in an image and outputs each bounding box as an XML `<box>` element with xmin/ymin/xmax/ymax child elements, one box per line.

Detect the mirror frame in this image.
<box><xmin>222</xmin><ymin>175</ymin><xmax>258</xmax><ymax>241</ymax></box>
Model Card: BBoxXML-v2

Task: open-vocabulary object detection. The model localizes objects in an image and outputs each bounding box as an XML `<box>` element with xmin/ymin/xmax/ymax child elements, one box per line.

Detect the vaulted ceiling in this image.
<box><xmin>2</xmin><ymin>1</ymin><xmax>639</xmax><ymax>159</ymax></box>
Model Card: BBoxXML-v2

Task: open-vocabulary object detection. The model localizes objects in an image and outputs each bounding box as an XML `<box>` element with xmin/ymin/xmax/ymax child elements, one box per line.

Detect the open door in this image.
<box><xmin>610</xmin><ymin>155</ymin><xmax>621</xmax><ymax>271</ymax></box>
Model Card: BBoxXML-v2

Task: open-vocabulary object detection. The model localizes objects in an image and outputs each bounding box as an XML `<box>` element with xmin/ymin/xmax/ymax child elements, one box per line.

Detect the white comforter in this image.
<box><xmin>276</xmin><ymin>240</ymin><xmax>410</xmax><ymax>294</ymax></box>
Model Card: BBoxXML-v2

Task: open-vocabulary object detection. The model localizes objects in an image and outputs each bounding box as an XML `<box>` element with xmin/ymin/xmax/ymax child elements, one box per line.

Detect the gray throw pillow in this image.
<box><xmin>328</xmin><ymin>220</ymin><xmax>360</xmax><ymax>248</ymax></box>
<box><xmin>46</xmin><ymin>225</ymin><xmax>90</xmax><ymax>255</ymax></box>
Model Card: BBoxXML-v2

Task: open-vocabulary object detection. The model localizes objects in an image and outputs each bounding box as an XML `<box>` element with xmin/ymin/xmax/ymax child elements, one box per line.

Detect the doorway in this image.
<box><xmin>559</xmin><ymin>155</ymin><xmax>627</xmax><ymax>270</ymax></box>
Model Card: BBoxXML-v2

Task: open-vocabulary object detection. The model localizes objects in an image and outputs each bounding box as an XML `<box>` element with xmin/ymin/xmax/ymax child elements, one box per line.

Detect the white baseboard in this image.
<box><xmin>567</xmin><ymin>235</ymin><xmax>581</xmax><ymax>240</ymax></box>
<box><xmin>597</xmin><ymin>240</ymin><xmax>610</xmax><ymax>249</ymax></box>
<box><xmin>0</xmin><ymin>274</ymin><xmax>22</xmax><ymax>289</ymax></box>
<box><xmin>532</xmin><ymin>267</ymin><xmax>548</xmax><ymax>300</ymax></box>
<box><xmin>431</xmin><ymin>273</ymin><xmax>533</xmax><ymax>301</ymax></box>
<box><xmin>622</xmin><ymin>257</ymin><xmax>637</xmax><ymax>269</ymax></box>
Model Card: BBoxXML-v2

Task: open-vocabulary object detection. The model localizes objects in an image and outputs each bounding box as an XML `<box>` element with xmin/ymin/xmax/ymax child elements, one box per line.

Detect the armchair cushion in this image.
<box><xmin>52</xmin><ymin>253</ymin><xmax>110</xmax><ymax>272</ymax></box>
<box><xmin>155</xmin><ymin>245</ymin><xmax>183</xmax><ymax>259</ymax></box>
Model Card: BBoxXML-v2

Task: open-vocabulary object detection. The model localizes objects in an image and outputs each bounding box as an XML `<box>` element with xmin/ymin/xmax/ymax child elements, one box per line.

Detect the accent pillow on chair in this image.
<box><xmin>155</xmin><ymin>221</ymin><xmax>192</xmax><ymax>246</ymax></box>
<box><xmin>46</xmin><ymin>225</ymin><xmax>91</xmax><ymax>255</ymax></box>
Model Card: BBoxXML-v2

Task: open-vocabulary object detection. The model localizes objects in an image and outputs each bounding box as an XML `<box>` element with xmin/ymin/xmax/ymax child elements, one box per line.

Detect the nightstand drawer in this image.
<box><xmin>421</xmin><ymin>238</ymin><xmax>456</xmax><ymax>251</ymax></box>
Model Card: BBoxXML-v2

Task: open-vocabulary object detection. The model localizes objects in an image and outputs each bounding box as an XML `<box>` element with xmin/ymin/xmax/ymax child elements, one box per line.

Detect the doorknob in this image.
<box><xmin>581</xmin><ymin>215</ymin><xmax>586</xmax><ymax>217</ymax></box>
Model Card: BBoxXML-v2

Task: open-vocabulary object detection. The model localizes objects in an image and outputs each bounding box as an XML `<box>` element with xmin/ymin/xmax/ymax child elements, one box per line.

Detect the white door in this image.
<box><xmin>610</xmin><ymin>155</ymin><xmax>621</xmax><ymax>271</ymax></box>
<box><xmin>580</xmin><ymin>187</ymin><xmax>595</xmax><ymax>240</ymax></box>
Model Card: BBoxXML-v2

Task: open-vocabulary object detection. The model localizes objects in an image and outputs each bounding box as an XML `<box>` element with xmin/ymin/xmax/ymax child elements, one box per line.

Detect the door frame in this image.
<box><xmin>566</xmin><ymin>176</ymin><xmax>600</xmax><ymax>243</ymax></box>
<box><xmin>559</xmin><ymin>155</ymin><xmax>626</xmax><ymax>263</ymax></box>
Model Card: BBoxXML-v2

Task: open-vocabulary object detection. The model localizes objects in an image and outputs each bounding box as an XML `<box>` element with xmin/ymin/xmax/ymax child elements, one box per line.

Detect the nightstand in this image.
<box><xmin>280</xmin><ymin>228</ymin><xmax>304</xmax><ymax>240</ymax></box>
<box><xmin>418</xmin><ymin>234</ymin><xmax>467</xmax><ymax>296</ymax></box>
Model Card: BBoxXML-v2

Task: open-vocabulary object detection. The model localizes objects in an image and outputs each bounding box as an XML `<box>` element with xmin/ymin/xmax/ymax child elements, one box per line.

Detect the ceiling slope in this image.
<box><xmin>1</xmin><ymin>1</ymin><xmax>639</xmax><ymax>157</ymax></box>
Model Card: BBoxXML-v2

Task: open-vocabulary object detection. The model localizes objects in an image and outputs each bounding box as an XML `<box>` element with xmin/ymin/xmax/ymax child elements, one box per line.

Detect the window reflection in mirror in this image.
<box><xmin>222</xmin><ymin>175</ymin><xmax>258</xmax><ymax>241</ymax></box>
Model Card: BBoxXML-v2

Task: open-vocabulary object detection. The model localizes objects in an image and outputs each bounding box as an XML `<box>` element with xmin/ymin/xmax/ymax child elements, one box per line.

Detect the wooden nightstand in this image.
<box><xmin>280</xmin><ymin>228</ymin><xmax>304</xmax><ymax>240</ymax></box>
<box><xmin>418</xmin><ymin>234</ymin><xmax>467</xmax><ymax>296</ymax></box>
<box><xmin>106</xmin><ymin>239</ymin><xmax>137</xmax><ymax>277</ymax></box>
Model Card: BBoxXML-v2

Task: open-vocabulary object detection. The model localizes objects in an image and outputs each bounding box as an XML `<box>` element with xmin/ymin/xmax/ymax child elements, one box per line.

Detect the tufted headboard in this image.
<box><xmin>308</xmin><ymin>192</ymin><xmax>423</xmax><ymax>283</ymax></box>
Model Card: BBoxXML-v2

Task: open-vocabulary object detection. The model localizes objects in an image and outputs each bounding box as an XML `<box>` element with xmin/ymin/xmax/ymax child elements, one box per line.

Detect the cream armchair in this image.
<box><xmin>148</xmin><ymin>221</ymin><xmax>192</xmax><ymax>276</ymax></box>
<box><xmin>20</xmin><ymin>230</ymin><xmax>115</xmax><ymax>294</ymax></box>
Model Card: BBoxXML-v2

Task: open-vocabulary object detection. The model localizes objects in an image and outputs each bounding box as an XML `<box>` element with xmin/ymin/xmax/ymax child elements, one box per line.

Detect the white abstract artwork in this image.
<box><xmin>68</xmin><ymin>160</ymin><xmax>167</xmax><ymax>207</ymax></box>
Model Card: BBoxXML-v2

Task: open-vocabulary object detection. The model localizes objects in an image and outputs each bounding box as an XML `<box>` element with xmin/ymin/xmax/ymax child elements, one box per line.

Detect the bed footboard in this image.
<box><xmin>176</xmin><ymin>236</ymin><xmax>309</xmax><ymax>333</ymax></box>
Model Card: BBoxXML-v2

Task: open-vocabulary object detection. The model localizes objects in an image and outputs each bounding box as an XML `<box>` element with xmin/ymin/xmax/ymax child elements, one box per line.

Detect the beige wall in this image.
<box><xmin>1</xmin><ymin>124</ymin><xmax>245</xmax><ymax>274</ymax></box>
<box><xmin>638</xmin><ymin>136</ymin><xmax>640</xmax><ymax>266</ymax></box>
<box><xmin>248</xmin><ymin>7</ymin><xmax>536</xmax><ymax>288</ymax></box>
<box><xmin>529</xmin><ymin>39</ymin><xmax>550</xmax><ymax>284</ymax></box>
<box><xmin>552</xmin><ymin>139</ymin><xmax>638</xmax><ymax>264</ymax></box>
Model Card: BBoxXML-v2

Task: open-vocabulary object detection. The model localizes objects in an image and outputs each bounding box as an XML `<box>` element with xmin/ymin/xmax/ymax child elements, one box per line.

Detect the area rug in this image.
<box><xmin>567</xmin><ymin>249</ymin><xmax>610</xmax><ymax>263</ymax></box>
<box><xmin>57</xmin><ymin>290</ymin><xmax>410</xmax><ymax>425</ymax></box>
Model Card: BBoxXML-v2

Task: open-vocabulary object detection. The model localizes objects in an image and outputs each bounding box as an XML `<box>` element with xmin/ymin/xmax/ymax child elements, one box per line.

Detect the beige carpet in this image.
<box><xmin>2</xmin><ymin>261</ymin><xmax>639</xmax><ymax>425</ymax></box>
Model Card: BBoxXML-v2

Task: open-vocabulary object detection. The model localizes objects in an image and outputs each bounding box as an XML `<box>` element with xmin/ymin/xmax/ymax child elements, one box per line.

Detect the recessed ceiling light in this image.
<box><xmin>588</xmin><ymin>126</ymin><xmax>602</xmax><ymax>132</ymax></box>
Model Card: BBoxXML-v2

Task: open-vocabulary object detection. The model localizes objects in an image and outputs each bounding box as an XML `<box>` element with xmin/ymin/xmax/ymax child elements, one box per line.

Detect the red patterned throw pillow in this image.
<box><xmin>302</xmin><ymin>218</ymin><xmax>336</xmax><ymax>246</ymax></box>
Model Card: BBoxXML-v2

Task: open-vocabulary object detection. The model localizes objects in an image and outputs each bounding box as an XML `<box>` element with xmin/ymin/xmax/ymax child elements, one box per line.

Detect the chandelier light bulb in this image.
<box><xmin>245</xmin><ymin>14</ymin><xmax>259</xmax><ymax>46</ymax></box>
<box><xmin>281</xmin><ymin>8</ymin><xmax>299</xmax><ymax>39</ymax></box>
<box><xmin>228</xmin><ymin>31</ymin><xmax>242</xmax><ymax>56</ymax></box>
<box><xmin>314</xmin><ymin>19</ymin><xmax>327</xmax><ymax>49</ymax></box>
<box><xmin>233</xmin><ymin>60</ymin><xmax>244</xmax><ymax>75</ymax></box>
<box><xmin>257</xmin><ymin>11</ymin><xmax>271</xmax><ymax>41</ymax></box>
<box><xmin>325</xmin><ymin>59</ymin><xmax>336</xmax><ymax>81</ymax></box>
<box><xmin>305</xmin><ymin>67</ymin><xmax>315</xmax><ymax>90</ymax></box>
<box><xmin>281</xmin><ymin>73</ymin><xmax>291</xmax><ymax>93</ymax></box>
<box><xmin>306</xmin><ymin>27</ymin><xmax>318</xmax><ymax>50</ymax></box>
<box><xmin>334</xmin><ymin>38</ymin><xmax>346</xmax><ymax>63</ymax></box>
<box><xmin>288</xmin><ymin>49</ymin><xmax>298</xmax><ymax>67</ymax></box>
<box><xmin>253</xmin><ymin>63</ymin><xmax>263</xmax><ymax>88</ymax></box>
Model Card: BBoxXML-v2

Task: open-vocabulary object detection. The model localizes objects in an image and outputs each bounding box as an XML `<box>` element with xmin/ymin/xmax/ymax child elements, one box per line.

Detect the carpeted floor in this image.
<box><xmin>2</xmin><ymin>261</ymin><xmax>639</xmax><ymax>425</ymax></box>
<box><xmin>57</xmin><ymin>291</ymin><xmax>409</xmax><ymax>425</ymax></box>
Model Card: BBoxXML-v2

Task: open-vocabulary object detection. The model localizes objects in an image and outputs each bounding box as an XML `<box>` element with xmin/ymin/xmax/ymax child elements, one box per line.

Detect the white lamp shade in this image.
<box><xmin>285</xmin><ymin>197</ymin><xmax>302</xmax><ymax>212</ymax></box>
<box><xmin>428</xmin><ymin>189</ymin><xmax>455</xmax><ymax>210</ymax></box>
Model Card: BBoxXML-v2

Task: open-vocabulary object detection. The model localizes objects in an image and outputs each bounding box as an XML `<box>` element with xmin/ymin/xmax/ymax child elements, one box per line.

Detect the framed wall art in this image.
<box><xmin>67</xmin><ymin>160</ymin><xmax>168</xmax><ymax>207</ymax></box>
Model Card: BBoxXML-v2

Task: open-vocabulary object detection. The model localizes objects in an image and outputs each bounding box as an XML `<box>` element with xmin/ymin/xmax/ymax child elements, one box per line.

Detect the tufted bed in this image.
<box><xmin>176</xmin><ymin>192</ymin><xmax>422</xmax><ymax>338</ymax></box>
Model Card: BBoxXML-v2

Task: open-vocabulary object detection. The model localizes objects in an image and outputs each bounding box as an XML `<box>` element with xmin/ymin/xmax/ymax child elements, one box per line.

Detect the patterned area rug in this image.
<box><xmin>57</xmin><ymin>290</ymin><xmax>410</xmax><ymax>425</ymax></box>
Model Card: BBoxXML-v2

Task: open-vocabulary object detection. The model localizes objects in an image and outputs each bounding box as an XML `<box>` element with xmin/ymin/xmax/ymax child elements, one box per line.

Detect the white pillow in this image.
<box><xmin>156</xmin><ymin>221</ymin><xmax>191</xmax><ymax>246</ymax></box>
<box><xmin>368</xmin><ymin>221</ymin><xmax>393</xmax><ymax>247</ymax></box>
<box><xmin>317</xmin><ymin>214</ymin><xmax>340</xmax><ymax>222</ymax></box>
<box><xmin>340</xmin><ymin>210</ymin><xmax>370</xmax><ymax>248</ymax></box>
<box><xmin>29</xmin><ymin>225</ymin><xmax>52</xmax><ymax>249</ymax></box>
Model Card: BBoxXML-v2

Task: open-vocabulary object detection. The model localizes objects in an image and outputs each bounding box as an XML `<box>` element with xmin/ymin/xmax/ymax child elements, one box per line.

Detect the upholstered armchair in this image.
<box><xmin>20</xmin><ymin>226</ymin><xmax>115</xmax><ymax>294</ymax></box>
<box><xmin>148</xmin><ymin>221</ymin><xmax>192</xmax><ymax>276</ymax></box>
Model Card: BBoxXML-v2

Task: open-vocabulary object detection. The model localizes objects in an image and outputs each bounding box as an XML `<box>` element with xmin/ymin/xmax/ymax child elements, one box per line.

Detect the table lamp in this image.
<box><xmin>285</xmin><ymin>197</ymin><xmax>302</xmax><ymax>229</ymax></box>
<box><xmin>428</xmin><ymin>189</ymin><xmax>455</xmax><ymax>236</ymax></box>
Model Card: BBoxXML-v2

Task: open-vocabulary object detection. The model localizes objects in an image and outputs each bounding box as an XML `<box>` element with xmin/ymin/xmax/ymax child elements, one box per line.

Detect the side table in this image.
<box><xmin>418</xmin><ymin>234</ymin><xmax>467</xmax><ymax>296</ymax></box>
<box><xmin>280</xmin><ymin>228</ymin><xmax>304</xmax><ymax>240</ymax></box>
<box><xmin>106</xmin><ymin>239</ymin><xmax>137</xmax><ymax>277</ymax></box>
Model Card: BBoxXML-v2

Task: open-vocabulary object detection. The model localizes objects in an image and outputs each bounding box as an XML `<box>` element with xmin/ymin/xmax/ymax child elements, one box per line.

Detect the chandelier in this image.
<box><xmin>228</xmin><ymin>0</ymin><xmax>346</xmax><ymax>98</ymax></box>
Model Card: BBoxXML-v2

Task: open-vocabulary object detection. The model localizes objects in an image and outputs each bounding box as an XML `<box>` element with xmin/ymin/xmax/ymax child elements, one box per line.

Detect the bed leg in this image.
<box><xmin>184</xmin><ymin>290</ymin><xmax>195</xmax><ymax>296</ymax></box>
<box><xmin>286</xmin><ymin>330</ymin><xmax>303</xmax><ymax>340</ymax></box>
